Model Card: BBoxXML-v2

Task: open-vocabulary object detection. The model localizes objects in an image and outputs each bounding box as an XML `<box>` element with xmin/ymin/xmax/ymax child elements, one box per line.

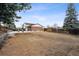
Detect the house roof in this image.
<box><xmin>31</xmin><ymin>24</ymin><xmax>43</xmax><ymax>27</ymax></box>
<box><xmin>24</xmin><ymin>23</ymin><xmax>44</xmax><ymax>27</ymax></box>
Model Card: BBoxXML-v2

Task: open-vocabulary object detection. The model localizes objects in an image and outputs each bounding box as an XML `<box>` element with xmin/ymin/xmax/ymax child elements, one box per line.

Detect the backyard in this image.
<box><xmin>0</xmin><ymin>32</ymin><xmax>79</xmax><ymax>56</ymax></box>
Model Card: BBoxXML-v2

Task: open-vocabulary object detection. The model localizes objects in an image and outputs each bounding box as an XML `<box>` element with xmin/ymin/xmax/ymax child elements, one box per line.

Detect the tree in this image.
<box><xmin>0</xmin><ymin>3</ymin><xmax>31</xmax><ymax>30</ymax></box>
<box><xmin>63</xmin><ymin>3</ymin><xmax>79</xmax><ymax>34</ymax></box>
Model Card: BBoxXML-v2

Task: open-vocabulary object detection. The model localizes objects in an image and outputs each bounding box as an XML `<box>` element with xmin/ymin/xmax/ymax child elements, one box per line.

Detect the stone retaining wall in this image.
<box><xmin>0</xmin><ymin>33</ymin><xmax>8</xmax><ymax>49</ymax></box>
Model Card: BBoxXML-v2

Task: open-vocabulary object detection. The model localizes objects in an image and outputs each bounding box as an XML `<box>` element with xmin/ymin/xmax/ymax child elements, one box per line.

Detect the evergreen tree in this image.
<box><xmin>63</xmin><ymin>3</ymin><xmax>79</xmax><ymax>34</ymax></box>
<box><xmin>0</xmin><ymin>3</ymin><xmax>31</xmax><ymax>29</ymax></box>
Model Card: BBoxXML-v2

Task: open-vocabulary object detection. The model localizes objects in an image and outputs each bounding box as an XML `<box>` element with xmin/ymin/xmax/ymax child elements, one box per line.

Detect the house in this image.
<box><xmin>22</xmin><ymin>23</ymin><xmax>44</xmax><ymax>31</ymax></box>
<box><xmin>31</xmin><ymin>24</ymin><xmax>43</xmax><ymax>31</ymax></box>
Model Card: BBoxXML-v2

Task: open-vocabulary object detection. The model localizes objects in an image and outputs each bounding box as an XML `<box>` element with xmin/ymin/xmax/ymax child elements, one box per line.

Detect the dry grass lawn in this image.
<box><xmin>0</xmin><ymin>32</ymin><xmax>79</xmax><ymax>56</ymax></box>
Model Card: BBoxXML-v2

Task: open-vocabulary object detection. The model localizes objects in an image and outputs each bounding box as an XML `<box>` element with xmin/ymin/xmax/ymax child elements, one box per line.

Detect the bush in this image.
<box><xmin>68</xmin><ymin>29</ymin><xmax>79</xmax><ymax>35</ymax></box>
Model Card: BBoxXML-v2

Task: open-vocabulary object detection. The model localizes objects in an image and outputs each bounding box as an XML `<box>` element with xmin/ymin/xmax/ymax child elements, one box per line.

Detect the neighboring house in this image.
<box><xmin>31</xmin><ymin>24</ymin><xmax>43</xmax><ymax>31</ymax></box>
<box><xmin>22</xmin><ymin>23</ymin><xmax>44</xmax><ymax>31</ymax></box>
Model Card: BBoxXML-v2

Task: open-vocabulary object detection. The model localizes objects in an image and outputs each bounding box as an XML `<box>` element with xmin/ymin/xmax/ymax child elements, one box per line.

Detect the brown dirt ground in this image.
<box><xmin>0</xmin><ymin>32</ymin><xmax>79</xmax><ymax>56</ymax></box>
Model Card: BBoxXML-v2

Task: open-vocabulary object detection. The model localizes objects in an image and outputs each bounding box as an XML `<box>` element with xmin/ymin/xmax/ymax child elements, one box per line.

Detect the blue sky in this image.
<box><xmin>15</xmin><ymin>3</ymin><xmax>79</xmax><ymax>28</ymax></box>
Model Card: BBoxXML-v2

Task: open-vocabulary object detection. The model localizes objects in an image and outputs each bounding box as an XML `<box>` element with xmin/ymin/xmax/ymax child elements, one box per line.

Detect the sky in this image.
<box><xmin>15</xmin><ymin>3</ymin><xmax>79</xmax><ymax>28</ymax></box>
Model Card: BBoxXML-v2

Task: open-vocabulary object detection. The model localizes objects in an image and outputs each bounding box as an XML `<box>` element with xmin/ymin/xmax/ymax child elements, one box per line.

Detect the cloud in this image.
<box><xmin>32</xmin><ymin>15</ymin><xmax>47</xmax><ymax>21</ymax></box>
